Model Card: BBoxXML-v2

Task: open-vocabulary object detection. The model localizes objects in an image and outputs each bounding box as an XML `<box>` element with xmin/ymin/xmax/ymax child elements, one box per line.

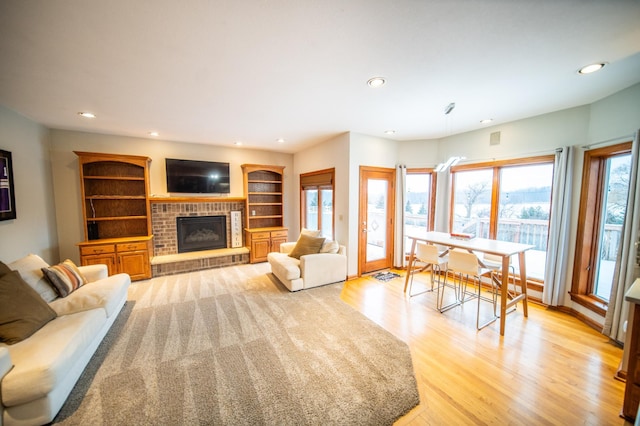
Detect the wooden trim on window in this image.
<box><xmin>407</xmin><ymin>168</ymin><xmax>437</xmax><ymax>231</ymax></box>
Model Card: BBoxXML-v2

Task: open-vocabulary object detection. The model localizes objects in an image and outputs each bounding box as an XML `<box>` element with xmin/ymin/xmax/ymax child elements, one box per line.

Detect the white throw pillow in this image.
<box><xmin>8</xmin><ymin>254</ymin><xmax>59</xmax><ymax>303</ymax></box>
<box><xmin>320</xmin><ymin>240</ymin><xmax>340</xmax><ymax>254</ymax></box>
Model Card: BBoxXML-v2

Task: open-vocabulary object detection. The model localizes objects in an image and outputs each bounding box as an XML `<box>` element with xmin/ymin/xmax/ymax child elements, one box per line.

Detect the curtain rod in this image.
<box><xmin>582</xmin><ymin>133</ymin><xmax>635</xmax><ymax>150</ymax></box>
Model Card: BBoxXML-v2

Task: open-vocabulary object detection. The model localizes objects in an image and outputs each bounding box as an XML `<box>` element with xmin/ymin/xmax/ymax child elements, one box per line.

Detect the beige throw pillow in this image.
<box><xmin>288</xmin><ymin>234</ymin><xmax>326</xmax><ymax>259</ymax></box>
<box><xmin>300</xmin><ymin>228</ymin><xmax>322</xmax><ymax>238</ymax></box>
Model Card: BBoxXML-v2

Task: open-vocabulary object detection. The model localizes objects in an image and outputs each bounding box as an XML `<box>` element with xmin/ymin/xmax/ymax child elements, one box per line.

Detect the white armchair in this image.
<box><xmin>267</xmin><ymin>242</ymin><xmax>347</xmax><ymax>291</ymax></box>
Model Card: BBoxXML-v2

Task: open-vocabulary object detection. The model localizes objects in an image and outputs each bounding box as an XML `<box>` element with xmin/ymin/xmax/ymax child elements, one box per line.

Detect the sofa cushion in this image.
<box><xmin>1</xmin><ymin>309</ymin><xmax>106</xmax><ymax>407</ymax></box>
<box><xmin>8</xmin><ymin>254</ymin><xmax>59</xmax><ymax>303</ymax></box>
<box><xmin>41</xmin><ymin>259</ymin><xmax>87</xmax><ymax>297</ymax></box>
<box><xmin>49</xmin><ymin>273</ymin><xmax>130</xmax><ymax>318</ymax></box>
<box><xmin>288</xmin><ymin>234</ymin><xmax>325</xmax><ymax>259</ymax></box>
<box><xmin>0</xmin><ymin>271</ymin><xmax>57</xmax><ymax>345</ymax></box>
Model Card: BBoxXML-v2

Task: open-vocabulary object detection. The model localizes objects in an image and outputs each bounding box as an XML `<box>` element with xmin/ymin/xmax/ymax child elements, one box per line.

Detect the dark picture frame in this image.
<box><xmin>0</xmin><ymin>149</ymin><xmax>17</xmax><ymax>221</ymax></box>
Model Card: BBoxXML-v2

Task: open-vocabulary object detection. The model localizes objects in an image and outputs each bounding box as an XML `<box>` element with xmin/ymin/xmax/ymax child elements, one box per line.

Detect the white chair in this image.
<box><xmin>406</xmin><ymin>242</ymin><xmax>447</xmax><ymax>297</ymax></box>
<box><xmin>445</xmin><ymin>249</ymin><xmax>498</xmax><ymax>329</ymax></box>
<box><xmin>480</xmin><ymin>253</ymin><xmax>521</xmax><ymax>315</ymax></box>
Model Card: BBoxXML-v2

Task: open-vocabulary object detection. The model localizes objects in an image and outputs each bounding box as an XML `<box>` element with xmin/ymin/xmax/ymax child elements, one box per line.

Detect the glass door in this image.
<box><xmin>359</xmin><ymin>167</ymin><xmax>395</xmax><ymax>274</ymax></box>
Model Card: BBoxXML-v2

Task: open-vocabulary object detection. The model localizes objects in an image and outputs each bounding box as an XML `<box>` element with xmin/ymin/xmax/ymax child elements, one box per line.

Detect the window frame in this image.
<box><xmin>300</xmin><ymin>168</ymin><xmax>335</xmax><ymax>239</ymax></box>
<box><xmin>449</xmin><ymin>155</ymin><xmax>555</xmax><ymax>287</ymax></box>
<box><xmin>406</xmin><ymin>168</ymin><xmax>437</xmax><ymax>232</ymax></box>
<box><xmin>570</xmin><ymin>142</ymin><xmax>632</xmax><ymax>316</ymax></box>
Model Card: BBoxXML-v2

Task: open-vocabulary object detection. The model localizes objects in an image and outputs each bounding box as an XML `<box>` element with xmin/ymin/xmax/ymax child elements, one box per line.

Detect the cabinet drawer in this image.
<box><xmin>251</xmin><ymin>231</ymin><xmax>271</xmax><ymax>240</ymax></box>
<box><xmin>80</xmin><ymin>244</ymin><xmax>115</xmax><ymax>256</ymax></box>
<box><xmin>271</xmin><ymin>230</ymin><xmax>288</xmax><ymax>238</ymax></box>
<box><xmin>117</xmin><ymin>241</ymin><xmax>148</xmax><ymax>252</ymax></box>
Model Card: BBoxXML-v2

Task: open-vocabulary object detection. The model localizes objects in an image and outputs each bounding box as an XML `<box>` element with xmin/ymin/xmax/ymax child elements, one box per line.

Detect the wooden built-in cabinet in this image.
<box><xmin>78</xmin><ymin>236</ymin><xmax>152</xmax><ymax>281</ymax></box>
<box><xmin>245</xmin><ymin>228</ymin><xmax>288</xmax><ymax>263</ymax></box>
<box><xmin>75</xmin><ymin>151</ymin><xmax>153</xmax><ymax>280</ymax></box>
<box><xmin>242</xmin><ymin>164</ymin><xmax>288</xmax><ymax>263</ymax></box>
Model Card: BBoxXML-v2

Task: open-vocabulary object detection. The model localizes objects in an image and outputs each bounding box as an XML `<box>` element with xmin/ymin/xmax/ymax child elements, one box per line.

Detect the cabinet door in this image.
<box><xmin>118</xmin><ymin>250</ymin><xmax>151</xmax><ymax>280</ymax></box>
<box><xmin>251</xmin><ymin>239</ymin><xmax>271</xmax><ymax>263</ymax></box>
<box><xmin>271</xmin><ymin>236</ymin><xmax>288</xmax><ymax>253</ymax></box>
<box><xmin>81</xmin><ymin>254</ymin><xmax>117</xmax><ymax>276</ymax></box>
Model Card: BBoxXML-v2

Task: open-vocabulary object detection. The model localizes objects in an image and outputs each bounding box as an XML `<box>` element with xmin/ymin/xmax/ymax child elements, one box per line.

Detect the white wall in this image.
<box><xmin>0</xmin><ymin>105</ymin><xmax>58</xmax><ymax>263</ymax></box>
<box><xmin>48</xmin><ymin>130</ymin><xmax>294</xmax><ymax>263</ymax></box>
<box><xmin>292</xmin><ymin>132</ymin><xmax>350</xmax><ymax>244</ymax></box>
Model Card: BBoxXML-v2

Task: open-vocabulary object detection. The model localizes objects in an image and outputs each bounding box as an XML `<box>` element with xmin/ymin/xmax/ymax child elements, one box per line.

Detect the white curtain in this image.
<box><xmin>394</xmin><ymin>165</ymin><xmax>407</xmax><ymax>268</ymax></box>
<box><xmin>603</xmin><ymin>130</ymin><xmax>640</xmax><ymax>343</ymax></box>
<box><xmin>542</xmin><ymin>147</ymin><xmax>574</xmax><ymax>306</ymax></box>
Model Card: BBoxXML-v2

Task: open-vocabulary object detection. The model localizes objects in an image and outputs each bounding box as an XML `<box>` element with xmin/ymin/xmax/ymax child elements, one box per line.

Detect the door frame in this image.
<box><xmin>358</xmin><ymin>166</ymin><xmax>396</xmax><ymax>276</ymax></box>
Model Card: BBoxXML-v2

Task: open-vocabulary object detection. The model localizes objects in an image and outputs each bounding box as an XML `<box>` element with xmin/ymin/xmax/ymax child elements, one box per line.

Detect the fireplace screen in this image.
<box><xmin>177</xmin><ymin>216</ymin><xmax>227</xmax><ymax>253</ymax></box>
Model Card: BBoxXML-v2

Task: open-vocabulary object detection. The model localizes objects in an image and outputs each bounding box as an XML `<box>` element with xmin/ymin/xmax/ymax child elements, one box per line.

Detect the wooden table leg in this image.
<box><xmin>518</xmin><ymin>251</ymin><xmax>528</xmax><ymax>317</ymax></box>
<box><xmin>403</xmin><ymin>238</ymin><xmax>417</xmax><ymax>293</ymax></box>
<box><xmin>500</xmin><ymin>255</ymin><xmax>509</xmax><ymax>336</ymax></box>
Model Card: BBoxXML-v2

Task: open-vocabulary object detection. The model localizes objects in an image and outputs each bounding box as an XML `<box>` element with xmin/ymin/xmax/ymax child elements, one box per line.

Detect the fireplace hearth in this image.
<box><xmin>177</xmin><ymin>215</ymin><xmax>227</xmax><ymax>253</ymax></box>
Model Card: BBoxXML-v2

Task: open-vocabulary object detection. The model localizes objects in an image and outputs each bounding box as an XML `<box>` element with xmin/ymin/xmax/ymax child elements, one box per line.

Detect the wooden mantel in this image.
<box><xmin>149</xmin><ymin>196</ymin><xmax>246</xmax><ymax>203</ymax></box>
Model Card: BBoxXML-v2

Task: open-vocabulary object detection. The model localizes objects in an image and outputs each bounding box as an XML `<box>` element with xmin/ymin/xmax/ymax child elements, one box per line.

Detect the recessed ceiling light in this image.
<box><xmin>578</xmin><ymin>62</ymin><xmax>607</xmax><ymax>74</ymax></box>
<box><xmin>367</xmin><ymin>77</ymin><xmax>386</xmax><ymax>88</ymax></box>
<box><xmin>480</xmin><ymin>119</ymin><xmax>493</xmax><ymax>124</ymax></box>
<box><xmin>148</xmin><ymin>131</ymin><xmax>159</xmax><ymax>137</ymax></box>
<box><xmin>78</xmin><ymin>112</ymin><xmax>96</xmax><ymax>118</ymax></box>
<box><xmin>234</xmin><ymin>141</ymin><xmax>243</xmax><ymax>146</ymax></box>
<box><xmin>276</xmin><ymin>138</ymin><xmax>285</xmax><ymax>143</ymax></box>
<box><xmin>384</xmin><ymin>130</ymin><xmax>396</xmax><ymax>135</ymax></box>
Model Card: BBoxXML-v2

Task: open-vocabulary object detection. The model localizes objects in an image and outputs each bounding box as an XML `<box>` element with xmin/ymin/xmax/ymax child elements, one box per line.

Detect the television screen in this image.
<box><xmin>165</xmin><ymin>158</ymin><xmax>231</xmax><ymax>194</ymax></box>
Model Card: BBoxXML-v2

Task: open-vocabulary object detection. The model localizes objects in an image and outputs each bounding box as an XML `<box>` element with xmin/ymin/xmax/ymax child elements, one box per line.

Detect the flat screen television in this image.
<box><xmin>165</xmin><ymin>158</ymin><xmax>231</xmax><ymax>194</ymax></box>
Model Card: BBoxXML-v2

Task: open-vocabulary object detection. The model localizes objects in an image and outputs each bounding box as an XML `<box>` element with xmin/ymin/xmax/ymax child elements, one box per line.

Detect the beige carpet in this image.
<box><xmin>53</xmin><ymin>263</ymin><xmax>419</xmax><ymax>425</ymax></box>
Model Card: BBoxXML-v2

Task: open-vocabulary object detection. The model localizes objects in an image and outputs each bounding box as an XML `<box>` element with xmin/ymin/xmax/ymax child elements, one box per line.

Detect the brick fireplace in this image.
<box><xmin>150</xmin><ymin>198</ymin><xmax>249</xmax><ymax>276</ymax></box>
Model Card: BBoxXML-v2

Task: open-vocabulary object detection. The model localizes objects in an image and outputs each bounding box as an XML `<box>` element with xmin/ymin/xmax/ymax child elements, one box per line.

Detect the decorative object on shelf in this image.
<box><xmin>230</xmin><ymin>210</ymin><xmax>243</xmax><ymax>248</ymax></box>
<box><xmin>0</xmin><ymin>149</ymin><xmax>17</xmax><ymax>221</ymax></box>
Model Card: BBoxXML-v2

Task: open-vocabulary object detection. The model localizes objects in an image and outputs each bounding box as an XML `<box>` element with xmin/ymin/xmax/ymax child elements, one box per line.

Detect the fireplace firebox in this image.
<box><xmin>176</xmin><ymin>216</ymin><xmax>227</xmax><ymax>253</ymax></box>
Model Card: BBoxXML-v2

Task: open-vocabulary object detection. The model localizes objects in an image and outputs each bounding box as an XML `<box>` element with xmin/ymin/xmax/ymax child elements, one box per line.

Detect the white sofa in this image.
<box><xmin>0</xmin><ymin>255</ymin><xmax>131</xmax><ymax>426</ymax></box>
<box><xmin>268</xmin><ymin>242</ymin><xmax>347</xmax><ymax>291</ymax></box>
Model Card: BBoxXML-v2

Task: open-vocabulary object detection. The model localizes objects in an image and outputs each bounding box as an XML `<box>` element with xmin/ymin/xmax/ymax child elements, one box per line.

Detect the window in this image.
<box><xmin>300</xmin><ymin>168</ymin><xmax>335</xmax><ymax>239</ymax></box>
<box><xmin>404</xmin><ymin>169</ymin><xmax>436</xmax><ymax>251</ymax></box>
<box><xmin>571</xmin><ymin>142</ymin><xmax>632</xmax><ymax>314</ymax></box>
<box><xmin>450</xmin><ymin>156</ymin><xmax>554</xmax><ymax>281</ymax></box>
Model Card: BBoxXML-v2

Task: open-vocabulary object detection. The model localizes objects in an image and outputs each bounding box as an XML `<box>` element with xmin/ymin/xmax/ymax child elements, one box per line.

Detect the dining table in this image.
<box><xmin>403</xmin><ymin>231</ymin><xmax>535</xmax><ymax>336</ymax></box>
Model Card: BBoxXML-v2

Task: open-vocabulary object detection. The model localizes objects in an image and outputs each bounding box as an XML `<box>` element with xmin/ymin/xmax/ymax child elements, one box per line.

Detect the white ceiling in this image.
<box><xmin>1</xmin><ymin>1</ymin><xmax>639</xmax><ymax>154</ymax></box>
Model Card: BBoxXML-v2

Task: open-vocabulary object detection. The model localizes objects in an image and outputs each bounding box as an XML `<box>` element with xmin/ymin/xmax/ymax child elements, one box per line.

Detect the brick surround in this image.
<box><xmin>150</xmin><ymin>198</ymin><xmax>249</xmax><ymax>276</ymax></box>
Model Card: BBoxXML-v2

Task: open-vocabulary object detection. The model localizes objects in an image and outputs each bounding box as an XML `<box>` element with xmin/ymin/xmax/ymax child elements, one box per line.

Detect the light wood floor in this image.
<box><xmin>339</xmin><ymin>270</ymin><xmax>631</xmax><ymax>425</ymax></box>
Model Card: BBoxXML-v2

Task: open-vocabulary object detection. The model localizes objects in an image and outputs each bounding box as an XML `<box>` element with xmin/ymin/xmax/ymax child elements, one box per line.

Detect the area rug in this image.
<box><xmin>373</xmin><ymin>271</ymin><xmax>402</xmax><ymax>282</ymax></box>
<box><xmin>53</xmin><ymin>263</ymin><xmax>419</xmax><ymax>425</ymax></box>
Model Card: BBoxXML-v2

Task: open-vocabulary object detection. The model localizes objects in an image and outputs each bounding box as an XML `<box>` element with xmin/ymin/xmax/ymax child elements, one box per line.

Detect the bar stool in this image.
<box><xmin>445</xmin><ymin>249</ymin><xmax>498</xmax><ymax>329</ymax></box>
<box><xmin>406</xmin><ymin>242</ymin><xmax>447</xmax><ymax>297</ymax></box>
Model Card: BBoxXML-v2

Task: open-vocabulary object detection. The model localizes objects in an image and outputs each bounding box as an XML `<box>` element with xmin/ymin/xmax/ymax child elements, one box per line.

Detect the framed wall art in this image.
<box><xmin>0</xmin><ymin>149</ymin><xmax>16</xmax><ymax>221</ymax></box>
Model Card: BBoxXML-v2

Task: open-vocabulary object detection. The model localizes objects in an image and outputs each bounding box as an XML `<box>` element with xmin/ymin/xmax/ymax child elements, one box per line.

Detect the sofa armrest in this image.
<box><xmin>300</xmin><ymin>253</ymin><xmax>347</xmax><ymax>288</ymax></box>
<box><xmin>279</xmin><ymin>242</ymin><xmax>297</xmax><ymax>254</ymax></box>
<box><xmin>78</xmin><ymin>264</ymin><xmax>109</xmax><ymax>283</ymax></box>
<box><xmin>0</xmin><ymin>347</ymin><xmax>13</xmax><ymax>407</ymax></box>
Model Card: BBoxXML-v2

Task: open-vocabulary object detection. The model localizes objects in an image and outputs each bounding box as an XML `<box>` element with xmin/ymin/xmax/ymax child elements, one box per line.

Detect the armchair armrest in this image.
<box><xmin>78</xmin><ymin>264</ymin><xmax>108</xmax><ymax>283</ymax></box>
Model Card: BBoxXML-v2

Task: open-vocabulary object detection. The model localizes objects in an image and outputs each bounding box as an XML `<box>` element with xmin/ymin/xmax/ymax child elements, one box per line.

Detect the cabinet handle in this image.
<box><xmin>127</xmin><ymin>245</ymin><xmax>136</xmax><ymax>249</ymax></box>
<box><xmin>93</xmin><ymin>249</ymin><xmax>103</xmax><ymax>254</ymax></box>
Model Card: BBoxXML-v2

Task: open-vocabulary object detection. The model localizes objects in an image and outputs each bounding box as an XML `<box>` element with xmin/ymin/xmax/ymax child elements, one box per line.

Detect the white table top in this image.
<box><xmin>406</xmin><ymin>231</ymin><xmax>535</xmax><ymax>257</ymax></box>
